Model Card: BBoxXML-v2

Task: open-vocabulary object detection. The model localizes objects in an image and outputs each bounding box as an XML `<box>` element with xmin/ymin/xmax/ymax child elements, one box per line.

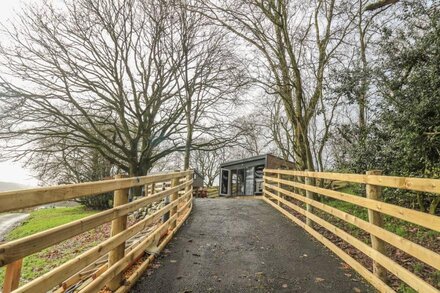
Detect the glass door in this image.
<box><xmin>220</xmin><ymin>169</ymin><xmax>230</xmax><ymax>196</ymax></box>
<box><xmin>245</xmin><ymin>167</ymin><xmax>254</xmax><ymax>195</ymax></box>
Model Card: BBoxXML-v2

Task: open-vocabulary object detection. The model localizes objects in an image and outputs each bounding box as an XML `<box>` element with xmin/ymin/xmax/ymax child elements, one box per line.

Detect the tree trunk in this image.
<box><xmin>358</xmin><ymin>4</ymin><xmax>368</xmax><ymax>145</ymax></box>
<box><xmin>128</xmin><ymin>162</ymin><xmax>143</xmax><ymax>198</ymax></box>
<box><xmin>416</xmin><ymin>193</ymin><xmax>426</xmax><ymax>212</ymax></box>
<box><xmin>429</xmin><ymin>197</ymin><xmax>440</xmax><ymax>215</ymax></box>
<box><xmin>184</xmin><ymin>123</ymin><xmax>193</xmax><ymax>170</ymax></box>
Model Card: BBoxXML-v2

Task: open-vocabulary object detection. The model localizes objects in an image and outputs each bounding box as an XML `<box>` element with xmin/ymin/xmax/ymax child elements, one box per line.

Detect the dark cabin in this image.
<box><xmin>219</xmin><ymin>154</ymin><xmax>295</xmax><ymax>196</ymax></box>
<box><xmin>192</xmin><ymin>169</ymin><xmax>204</xmax><ymax>188</ymax></box>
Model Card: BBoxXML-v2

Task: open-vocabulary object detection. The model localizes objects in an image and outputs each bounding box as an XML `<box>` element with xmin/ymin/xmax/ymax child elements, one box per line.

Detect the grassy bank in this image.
<box><xmin>320</xmin><ymin>184</ymin><xmax>440</xmax><ymax>292</ymax></box>
<box><xmin>0</xmin><ymin>206</ymin><xmax>98</xmax><ymax>286</ymax></box>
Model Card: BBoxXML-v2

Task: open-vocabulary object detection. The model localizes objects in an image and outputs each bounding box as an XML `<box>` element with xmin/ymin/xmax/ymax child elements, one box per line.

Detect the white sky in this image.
<box><xmin>0</xmin><ymin>0</ymin><xmax>38</xmax><ymax>186</ymax></box>
<box><xmin>0</xmin><ymin>0</ymin><xmax>27</xmax><ymax>21</ymax></box>
<box><xmin>0</xmin><ymin>161</ymin><xmax>38</xmax><ymax>186</ymax></box>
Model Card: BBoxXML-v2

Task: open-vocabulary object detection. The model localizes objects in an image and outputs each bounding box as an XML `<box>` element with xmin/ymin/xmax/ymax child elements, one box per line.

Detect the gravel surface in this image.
<box><xmin>131</xmin><ymin>198</ymin><xmax>373</xmax><ymax>293</ymax></box>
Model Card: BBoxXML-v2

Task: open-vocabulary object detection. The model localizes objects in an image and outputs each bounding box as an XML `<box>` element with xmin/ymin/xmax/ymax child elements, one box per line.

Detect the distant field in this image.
<box><xmin>0</xmin><ymin>181</ymin><xmax>28</xmax><ymax>192</ymax></box>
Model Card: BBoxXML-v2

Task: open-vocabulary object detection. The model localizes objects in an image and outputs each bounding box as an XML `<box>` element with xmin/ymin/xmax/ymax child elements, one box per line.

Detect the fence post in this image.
<box><xmin>169</xmin><ymin>172</ymin><xmax>180</xmax><ymax>229</ymax></box>
<box><xmin>305</xmin><ymin>172</ymin><xmax>314</xmax><ymax>228</ymax></box>
<box><xmin>144</xmin><ymin>184</ymin><xmax>147</xmax><ymax>197</ymax></box>
<box><xmin>276</xmin><ymin>172</ymin><xmax>281</xmax><ymax>205</ymax></box>
<box><xmin>366</xmin><ymin>170</ymin><xmax>387</xmax><ymax>282</ymax></box>
<box><xmin>108</xmin><ymin>174</ymin><xmax>129</xmax><ymax>291</ymax></box>
<box><xmin>2</xmin><ymin>259</ymin><xmax>22</xmax><ymax>293</ymax></box>
<box><xmin>150</xmin><ymin>182</ymin><xmax>155</xmax><ymax>196</ymax></box>
<box><xmin>186</xmin><ymin>170</ymin><xmax>193</xmax><ymax>203</ymax></box>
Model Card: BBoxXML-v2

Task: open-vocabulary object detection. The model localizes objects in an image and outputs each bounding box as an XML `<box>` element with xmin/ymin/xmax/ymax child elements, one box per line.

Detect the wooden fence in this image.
<box><xmin>0</xmin><ymin>170</ymin><xmax>193</xmax><ymax>293</ymax></box>
<box><xmin>263</xmin><ymin>169</ymin><xmax>440</xmax><ymax>293</ymax></box>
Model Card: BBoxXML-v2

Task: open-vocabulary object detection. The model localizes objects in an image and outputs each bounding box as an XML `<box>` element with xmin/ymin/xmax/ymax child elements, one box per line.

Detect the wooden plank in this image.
<box><xmin>92</xmin><ymin>264</ymin><xmax>108</xmax><ymax>279</ymax></box>
<box><xmin>265</xmin><ymin>183</ymin><xmax>440</xmax><ymax>271</ymax></box>
<box><xmin>264</xmin><ymin>191</ymin><xmax>439</xmax><ymax>293</ymax></box>
<box><xmin>262</xmin><ymin>197</ymin><xmax>395</xmax><ymax>293</ymax></box>
<box><xmin>149</xmin><ymin>183</ymin><xmax>155</xmax><ymax>197</ymax></box>
<box><xmin>276</xmin><ymin>173</ymin><xmax>281</xmax><ymax>205</ymax></box>
<box><xmin>2</xmin><ymin>259</ymin><xmax>22</xmax><ymax>293</ymax></box>
<box><xmin>305</xmin><ymin>175</ymin><xmax>313</xmax><ymax>228</ymax></box>
<box><xmin>366</xmin><ymin>170</ymin><xmax>387</xmax><ymax>282</ymax></box>
<box><xmin>108</xmin><ymin>175</ymin><xmax>129</xmax><ymax>291</ymax></box>
<box><xmin>169</xmin><ymin>175</ymin><xmax>180</xmax><ymax>229</ymax></box>
<box><xmin>79</xmin><ymin>214</ymin><xmax>178</xmax><ymax>293</ymax></box>
<box><xmin>104</xmin><ymin>200</ymin><xmax>193</xmax><ymax>293</ymax></box>
<box><xmin>115</xmin><ymin>197</ymin><xmax>193</xmax><ymax>293</ymax></box>
<box><xmin>13</xmin><ymin>193</ymin><xmax>190</xmax><ymax>293</ymax></box>
<box><xmin>264</xmin><ymin>169</ymin><xmax>440</xmax><ymax>195</ymax></box>
<box><xmin>114</xmin><ymin>255</ymin><xmax>154</xmax><ymax>293</ymax></box>
<box><xmin>177</xmin><ymin>196</ymin><xmax>192</xmax><ymax>217</ymax></box>
<box><xmin>63</xmin><ymin>222</ymin><xmax>164</xmax><ymax>291</ymax></box>
<box><xmin>0</xmin><ymin>181</ymin><xmax>192</xmax><ymax>267</ymax></box>
<box><xmin>264</xmin><ymin>176</ymin><xmax>440</xmax><ymax>231</ymax></box>
<box><xmin>61</xmin><ymin>263</ymin><xmax>106</xmax><ymax>290</ymax></box>
<box><xmin>0</xmin><ymin>170</ymin><xmax>192</xmax><ymax>213</ymax></box>
<box><xmin>185</xmin><ymin>172</ymin><xmax>193</xmax><ymax>203</ymax></box>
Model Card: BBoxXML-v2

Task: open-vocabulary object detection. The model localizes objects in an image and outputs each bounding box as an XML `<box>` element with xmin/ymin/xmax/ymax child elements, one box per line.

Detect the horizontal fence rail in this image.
<box><xmin>0</xmin><ymin>170</ymin><xmax>194</xmax><ymax>293</ymax></box>
<box><xmin>263</xmin><ymin>169</ymin><xmax>440</xmax><ymax>293</ymax></box>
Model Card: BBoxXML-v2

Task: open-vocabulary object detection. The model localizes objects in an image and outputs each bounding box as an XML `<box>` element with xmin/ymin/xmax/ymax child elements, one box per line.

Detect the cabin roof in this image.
<box><xmin>220</xmin><ymin>154</ymin><xmax>267</xmax><ymax>168</ymax></box>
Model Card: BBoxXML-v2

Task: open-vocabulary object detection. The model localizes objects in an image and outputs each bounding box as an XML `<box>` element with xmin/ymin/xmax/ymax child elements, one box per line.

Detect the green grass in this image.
<box><xmin>323</xmin><ymin>184</ymin><xmax>368</xmax><ymax>220</ymax></box>
<box><xmin>6</xmin><ymin>206</ymin><xmax>96</xmax><ymax>241</ymax></box>
<box><xmin>0</xmin><ymin>206</ymin><xmax>97</xmax><ymax>286</ymax></box>
<box><xmin>337</xmin><ymin>184</ymin><xmax>361</xmax><ymax>196</ymax></box>
<box><xmin>324</xmin><ymin>184</ymin><xmax>440</xmax><ymax>239</ymax></box>
<box><xmin>318</xmin><ymin>185</ymin><xmax>440</xmax><ymax>291</ymax></box>
<box><xmin>326</xmin><ymin>198</ymin><xmax>368</xmax><ymax>220</ymax></box>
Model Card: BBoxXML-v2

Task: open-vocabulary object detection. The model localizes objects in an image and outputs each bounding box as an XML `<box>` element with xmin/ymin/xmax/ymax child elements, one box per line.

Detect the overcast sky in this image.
<box><xmin>0</xmin><ymin>0</ymin><xmax>39</xmax><ymax>186</ymax></box>
<box><xmin>1</xmin><ymin>0</ymin><xmax>27</xmax><ymax>22</ymax></box>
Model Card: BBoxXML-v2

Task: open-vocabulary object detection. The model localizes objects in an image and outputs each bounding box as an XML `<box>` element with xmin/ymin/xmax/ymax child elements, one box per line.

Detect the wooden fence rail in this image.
<box><xmin>0</xmin><ymin>170</ymin><xmax>193</xmax><ymax>293</ymax></box>
<box><xmin>263</xmin><ymin>169</ymin><xmax>440</xmax><ymax>293</ymax></box>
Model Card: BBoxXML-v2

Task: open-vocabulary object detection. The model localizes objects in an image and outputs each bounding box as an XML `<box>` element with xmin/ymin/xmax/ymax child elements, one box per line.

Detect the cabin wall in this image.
<box><xmin>266</xmin><ymin>154</ymin><xmax>295</xmax><ymax>170</ymax></box>
<box><xmin>219</xmin><ymin>155</ymin><xmax>295</xmax><ymax>197</ymax></box>
<box><xmin>193</xmin><ymin>174</ymin><xmax>204</xmax><ymax>188</ymax></box>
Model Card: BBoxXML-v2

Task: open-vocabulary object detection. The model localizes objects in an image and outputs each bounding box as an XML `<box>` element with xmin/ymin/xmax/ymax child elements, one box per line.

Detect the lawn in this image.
<box><xmin>6</xmin><ymin>206</ymin><xmax>96</xmax><ymax>240</ymax></box>
<box><xmin>0</xmin><ymin>206</ymin><xmax>98</xmax><ymax>286</ymax></box>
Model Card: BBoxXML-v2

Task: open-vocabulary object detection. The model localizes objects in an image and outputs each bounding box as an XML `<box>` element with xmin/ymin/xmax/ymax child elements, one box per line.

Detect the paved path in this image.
<box><xmin>132</xmin><ymin>198</ymin><xmax>372</xmax><ymax>293</ymax></box>
<box><xmin>0</xmin><ymin>213</ymin><xmax>29</xmax><ymax>242</ymax></box>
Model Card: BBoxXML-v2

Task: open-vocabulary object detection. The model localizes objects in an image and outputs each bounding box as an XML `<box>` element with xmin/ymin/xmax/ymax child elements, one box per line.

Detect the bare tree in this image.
<box><xmin>173</xmin><ymin>1</ymin><xmax>248</xmax><ymax>170</ymax></box>
<box><xmin>194</xmin><ymin>0</ymin><xmax>356</xmax><ymax>171</ymax></box>
<box><xmin>263</xmin><ymin>97</ymin><xmax>297</xmax><ymax>163</ymax></box>
<box><xmin>0</xmin><ymin>0</ymin><xmax>190</xmax><ymax>184</ymax></box>
<box><xmin>191</xmin><ymin>149</ymin><xmax>223</xmax><ymax>186</ymax></box>
<box><xmin>28</xmin><ymin>140</ymin><xmax>116</xmax><ymax>186</ymax></box>
<box><xmin>309</xmin><ymin>95</ymin><xmax>342</xmax><ymax>172</ymax></box>
<box><xmin>231</xmin><ymin>114</ymin><xmax>273</xmax><ymax>157</ymax></box>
